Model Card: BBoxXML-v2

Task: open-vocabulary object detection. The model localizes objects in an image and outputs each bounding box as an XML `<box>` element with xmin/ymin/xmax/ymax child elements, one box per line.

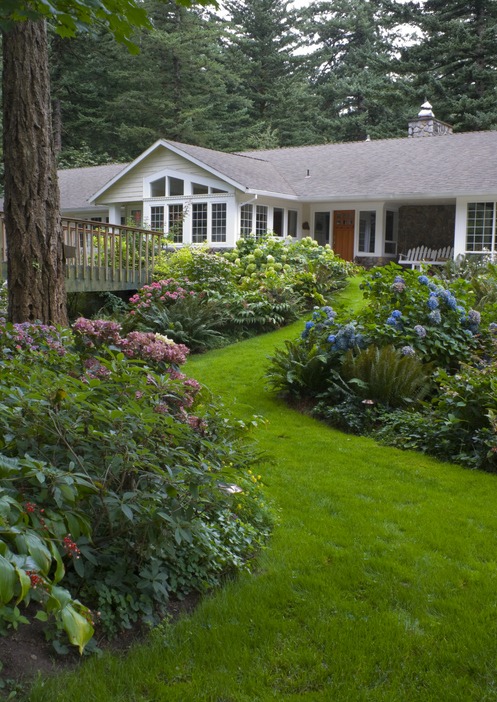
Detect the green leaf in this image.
<box><xmin>121</xmin><ymin>503</ymin><xmax>133</xmax><ymax>521</ymax></box>
<box><xmin>0</xmin><ymin>554</ymin><xmax>17</xmax><ymax>606</ymax></box>
<box><xmin>14</xmin><ymin>567</ymin><xmax>31</xmax><ymax>604</ymax></box>
<box><xmin>20</xmin><ymin>533</ymin><xmax>52</xmax><ymax>574</ymax></box>
<box><xmin>60</xmin><ymin>605</ymin><xmax>94</xmax><ymax>654</ymax></box>
<box><xmin>35</xmin><ymin>610</ymin><xmax>49</xmax><ymax>622</ymax></box>
<box><xmin>49</xmin><ymin>542</ymin><xmax>65</xmax><ymax>584</ymax></box>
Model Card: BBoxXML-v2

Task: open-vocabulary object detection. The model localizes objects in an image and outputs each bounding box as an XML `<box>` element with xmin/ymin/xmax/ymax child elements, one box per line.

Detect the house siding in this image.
<box><xmin>398</xmin><ymin>205</ymin><xmax>455</xmax><ymax>254</ymax></box>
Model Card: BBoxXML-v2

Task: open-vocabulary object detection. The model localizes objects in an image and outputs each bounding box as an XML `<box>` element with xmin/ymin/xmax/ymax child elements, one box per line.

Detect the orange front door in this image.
<box><xmin>333</xmin><ymin>210</ymin><xmax>355</xmax><ymax>261</ymax></box>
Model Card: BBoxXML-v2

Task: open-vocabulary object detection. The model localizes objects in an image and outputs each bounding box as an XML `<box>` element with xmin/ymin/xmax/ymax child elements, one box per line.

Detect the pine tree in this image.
<box><xmin>223</xmin><ymin>0</ymin><xmax>322</xmax><ymax>147</ymax></box>
<box><xmin>305</xmin><ymin>0</ymin><xmax>412</xmax><ymax>142</ymax></box>
<box><xmin>400</xmin><ymin>0</ymin><xmax>497</xmax><ymax>131</ymax></box>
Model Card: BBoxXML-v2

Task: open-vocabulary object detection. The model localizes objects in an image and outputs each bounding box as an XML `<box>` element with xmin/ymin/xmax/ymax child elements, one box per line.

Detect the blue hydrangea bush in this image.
<box><xmin>267</xmin><ymin>263</ymin><xmax>497</xmax><ymax>471</ymax></box>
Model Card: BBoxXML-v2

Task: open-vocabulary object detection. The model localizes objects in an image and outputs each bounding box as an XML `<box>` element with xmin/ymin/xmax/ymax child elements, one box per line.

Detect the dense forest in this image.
<box><xmin>7</xmin><ymin>0</ymin><xmax>497</xmax><ymax>167</ymax></box>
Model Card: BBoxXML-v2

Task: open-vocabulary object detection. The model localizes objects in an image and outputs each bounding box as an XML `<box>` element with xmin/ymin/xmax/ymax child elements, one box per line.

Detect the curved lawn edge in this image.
<box><xmin>29</xmin><ymin>280</ymin><xmax>497</xmax><ymax>702</ymax></box>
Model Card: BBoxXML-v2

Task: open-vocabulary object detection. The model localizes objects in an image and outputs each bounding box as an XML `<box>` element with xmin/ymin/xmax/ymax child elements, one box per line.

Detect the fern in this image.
<box><xmin>341</xmin><ymin>345</ymin><xmax>432</xmax><ymax>407</ymax></box>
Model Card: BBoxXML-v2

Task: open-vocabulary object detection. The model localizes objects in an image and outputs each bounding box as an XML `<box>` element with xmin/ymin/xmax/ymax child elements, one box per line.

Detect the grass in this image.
<box><xmin>29</xmin><ymin>278</ymin><xmax>497</xmax><ymax>701</ymax></box>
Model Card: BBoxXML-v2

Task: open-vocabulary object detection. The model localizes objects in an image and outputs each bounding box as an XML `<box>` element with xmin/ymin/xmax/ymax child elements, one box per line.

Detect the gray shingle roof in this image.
<box><xmin>18</xmin><ymin>130</ymin><xmax>496</xmax><ymax>213</ymax></box>
<box><xmin>59</xmin><ymin>162</ymin><xmax>129</xmax><ymax>210</ymax></box>
<box><xmin>239</xmin><ymin>131</ymin><xmax>497</xmax><ymax>200</ymax></box>
<box><xmin>165</xmin><ymin>140</ymin><xmax>297</xmax><ymax>195</ymax></box>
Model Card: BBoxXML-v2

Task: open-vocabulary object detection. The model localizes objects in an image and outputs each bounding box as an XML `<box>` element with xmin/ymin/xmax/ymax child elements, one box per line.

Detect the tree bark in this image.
<box><xmin>2</xmin><ymin>20</ymin><xmax>67</xmax><ymax>325</ymax></box>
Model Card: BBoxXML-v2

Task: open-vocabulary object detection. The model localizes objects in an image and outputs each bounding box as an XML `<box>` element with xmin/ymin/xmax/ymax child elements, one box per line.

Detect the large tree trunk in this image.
<box><xmin>2</xmin><ymin>20</ymin><xmax>67</xmax><ymax>325</ymax></box>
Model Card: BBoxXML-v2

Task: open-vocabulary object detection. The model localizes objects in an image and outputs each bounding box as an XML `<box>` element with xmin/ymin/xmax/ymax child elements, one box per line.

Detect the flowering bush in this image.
<box><xmin>73</xmin><ymin>317</ymin><xmax>189</xmax><ymax>367</ymax></box>
<box><xmin>268</xmin><ymin>262</ymin><xmax>497</xmax><ymax>472</ymax></box>
<box><xmin>128</xmin><ymin>278</ymin><xmax>195</xmax><ymax>313</ymax></box>
<box><xmin>0</xmin><ymin>321</ymin><xmax>271</xmax><ymax>649</ymax></box>
<box><xmin>0</xmin><ymin>318</ymin><xmax>70</xmax><ymax>357</ymax></box>
<box><xmin>224</xmin><ymin>235</ymin><xmax>352</xmax><ymax>306</ymax></box>
<box><xmin>359</xmin><ymin>264</ymin><xmax>481</xmax><ymax>367</ymax></box>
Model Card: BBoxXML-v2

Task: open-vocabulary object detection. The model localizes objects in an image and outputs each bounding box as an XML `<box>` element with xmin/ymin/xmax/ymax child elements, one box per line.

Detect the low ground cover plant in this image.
<box><xmin>267</xmin><ymin>261</ymin><xmax>497</xmax><ymax>471</ymax></box>
<box><xmin>0</xmin><ymin>318</ymin><xmax>271</xmax><ymax>654</ymax></box>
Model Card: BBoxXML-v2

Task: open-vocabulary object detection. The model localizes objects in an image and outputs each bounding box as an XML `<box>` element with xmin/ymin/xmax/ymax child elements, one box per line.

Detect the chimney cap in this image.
<box><xmin>418</xmin><ymin>100</ymin><xmax>434</xmax><ymax>118</ymax></box>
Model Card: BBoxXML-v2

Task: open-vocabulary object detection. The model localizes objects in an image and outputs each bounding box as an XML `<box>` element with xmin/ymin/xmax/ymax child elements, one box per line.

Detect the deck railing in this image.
<box><xmin>0</xmin><ymin>213</ymin><xmax>165</xmax><ymax>292</ymax></box>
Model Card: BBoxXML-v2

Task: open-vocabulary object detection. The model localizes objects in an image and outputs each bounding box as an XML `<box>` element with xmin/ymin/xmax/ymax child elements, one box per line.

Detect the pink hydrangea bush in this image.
<box><xmin>128</xmin><ymin>278</ymin><xmax>196</xmax><ymax>315</ymax></box>
<box><xmin>73</xmin><ymin>318</ymin><xmax>189</xmax><ymax>367</ymax></box>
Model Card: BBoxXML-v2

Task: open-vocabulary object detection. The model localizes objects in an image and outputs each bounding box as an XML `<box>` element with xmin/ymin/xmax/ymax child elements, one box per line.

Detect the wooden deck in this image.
<box><xmin>0</xmin><ymin>214</ymin><xmax>164</xmax><ymax>293</ymax></box>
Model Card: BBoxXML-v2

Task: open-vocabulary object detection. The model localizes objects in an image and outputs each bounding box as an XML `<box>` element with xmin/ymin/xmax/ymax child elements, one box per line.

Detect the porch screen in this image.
<box><xmin>466</xmin><ymin>203</ymin><xmax>494</xmax><ymax>252</ymax></box>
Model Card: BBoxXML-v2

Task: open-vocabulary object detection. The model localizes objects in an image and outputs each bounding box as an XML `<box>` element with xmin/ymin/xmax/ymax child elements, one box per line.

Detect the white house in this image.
<box><xmin>57</xmin><ymin>103</ymin><xmax>497</xmax><ymax>265</ymax></box>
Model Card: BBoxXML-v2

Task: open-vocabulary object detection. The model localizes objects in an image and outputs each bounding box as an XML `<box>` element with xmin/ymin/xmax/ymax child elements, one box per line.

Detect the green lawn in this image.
<box><xmin>29</xmin><ymin>279</ymin><xmax>497</xmax><ymax>701</ymax></box>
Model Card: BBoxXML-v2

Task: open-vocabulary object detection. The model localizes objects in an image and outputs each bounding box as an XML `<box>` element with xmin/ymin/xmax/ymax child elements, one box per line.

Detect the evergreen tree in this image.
<box><xmin>305</xmin><ymin>0</ymin><xmax>413</xmax><ymax>142</ymax></box>
<box><xmin>223</xmin><ymin>0</ymin><xmax>322</xmax><ymax>147</ymax></box>
<box><xmin>50</xmin><ymin>1</ymin><xmax>252</xmax><ymax>161</ymax></box>
<box><xmin>400</xmin><ymin>0</ymin><xmax>497</xmax><ymax>131</ymax></box>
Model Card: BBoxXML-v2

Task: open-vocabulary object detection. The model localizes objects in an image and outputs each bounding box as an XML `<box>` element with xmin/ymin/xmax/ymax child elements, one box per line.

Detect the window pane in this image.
<box><xmin>467</xmin><ymin>202</ymin><xmax>493</xmax><ymax>252</ymax></box>
<box><xmin>151</xmin><ymin>206</ymin><xmax>164</xmax><ymax>231</ymax></box>
<box><xmin>211</xmin><ymin>203</ymin><xmax>227</xmax><ymax>243</ymax></box>
<box><xmin>168</xmin><ymin>204</ymin><xmax>183</xmax><ymax>243</ymax></box>
<box><xmin>255</xmin><ymin>205</ymin><xmax>268</xmax><ymax>238</ymax></box>
<box><xmin>384</xmin><ymin>211</ymin><xmax>397</xmax><ymax>255</ymax></box>
<box><xmin>169</xmin><ymin>177</ymin><xmax>184</xmax><ymax>197</ymax></box>
<box><xmin>211</xmin><ymin>187</ymin><xmax>228</xmax><ymax>194</ymax></box>
<box><xmin>240</xmin><ymin>204</ymin><xmax>253</xmax><ymax>237</ymax></box>
<box><xmin>150</xmin><ymin>177</ymin><xmax>166</xmax><ymax>197</ymax></box>
<box><xmin>287</xmin><ymin>210</ymin><xmax>298</xmax><ymax>237</ymax></box>
<box><xmin>192</xmin><ymin>203</ymin><xmax>207</xmax><ymax>243</ymax></box>
<box><xmin>273</xmin><ymin>208</ymin><xmax>284</xmax><ymax>236</ymax></box>
<box><xmin>359</xmin><ymin>211</ymin><xmax>375</xmax><ymax>253</ymax></box>
<box><xmin>192</xmin><ymin>182</ymin><xmax>208</xmax><ymax>195</ymax></box>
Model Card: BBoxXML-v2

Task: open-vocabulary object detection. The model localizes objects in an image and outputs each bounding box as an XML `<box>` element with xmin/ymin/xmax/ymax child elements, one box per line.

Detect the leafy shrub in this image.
<box><xmin>0</xmin><ymin>321</ymin><xmax>271</xmax><ymax>649</ymax></box>
<box><xmin>154</xmin><ymin>245</ymin><xmax>238</xmax><ymax>297</ymax></box>
<box><xmin>224</xmin><ymin>235</ymin><xmax>351</xmax><ymax>306</ymax></box>
<box><xmin>266</xmin><ymin>339</ymin><xmax>333</xmax><ymax>398</ymax></box>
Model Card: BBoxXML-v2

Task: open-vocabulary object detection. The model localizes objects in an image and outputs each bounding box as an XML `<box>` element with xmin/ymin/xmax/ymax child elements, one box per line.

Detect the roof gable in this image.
<box><xmin>89</xmin><ymin>139</ymin><xmax>297</xmax><ymax>203</ymax></box>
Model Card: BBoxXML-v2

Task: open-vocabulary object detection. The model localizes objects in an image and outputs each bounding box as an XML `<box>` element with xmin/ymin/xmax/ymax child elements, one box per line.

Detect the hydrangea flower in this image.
<box><xmin>305</xmin><ymin>321</ymin><xmax>314</xmax><ymax>331</ymax></box>
<box><xmin>468</xmin><ymin>310</ymin><xmax>481</xmax><ymax>325</ymax></box>
<box><xmin>414</xmin><ymin>325</ymin><xmax>427</xmax><ymax>338</ymax></box>
<box><xmin>394</xmin><ymin>275</ymin><xmax>405</xmax><ymax>284</ymax></box>
<box><xmin>327</xmin><ymin>334</ymin><xmax>337</xmax><ymax>343</ymax></box>
<box><xmin>427</xmin><ymin>296</ymin><xmax>439</xmax><ymax>310</ymax></box>
<box><xmin>391</xmin><ymin>310</ymin><xmax>402</xmax><ymax>319</ymax></box>
<box><xmin>418</xmin><ymin>275</ymin><xmax>429</xmax><ymax>285</ymax></box>
<box><xmin>489</xmin><ymin>322</ymin><xmax>497</xmax><ymax>334</ymax></box>
<box><xmin>391</xmin><ymin>281</ymin><xmax>406</xmax><ymax>293</ymax></box>
<box><xmin>401</xmin><ymin>346</ymin><xmax>416</xmax><ymax>357</ymax></box>
<box><xmin>428</xmin><ymin>309</ymin><xmax>442</xmax><ymax>324</ymax></box>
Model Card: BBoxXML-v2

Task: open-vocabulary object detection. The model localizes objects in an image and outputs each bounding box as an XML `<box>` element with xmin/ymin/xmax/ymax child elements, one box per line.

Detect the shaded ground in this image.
<box><xmin>0</xmin><ymin>594</ymin><xmax>200</xmax><ymax>698</ymax></box>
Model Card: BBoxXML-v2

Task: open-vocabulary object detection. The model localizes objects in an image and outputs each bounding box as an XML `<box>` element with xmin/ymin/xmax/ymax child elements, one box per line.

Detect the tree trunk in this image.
<box><xmin>2</xmin><ymin>20</ymin><xmax>67</xmax><ymax>325</ymax></box>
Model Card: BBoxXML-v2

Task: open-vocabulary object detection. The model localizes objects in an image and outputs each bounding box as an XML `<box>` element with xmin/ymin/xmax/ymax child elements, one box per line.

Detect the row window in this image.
<box><xmin>149</xmin><ymin>175</ymin><xmax>228</xmax><ymax>198</ymax></box>
<box><xmin>240</xmin><ymin>204</ymin><xmax>298</xmax><ymax>238</ymax></box>
<box><xmin>150</xmin><ymin>203</ymin><xmax>226</xmax><ymax>244</ymax></box>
